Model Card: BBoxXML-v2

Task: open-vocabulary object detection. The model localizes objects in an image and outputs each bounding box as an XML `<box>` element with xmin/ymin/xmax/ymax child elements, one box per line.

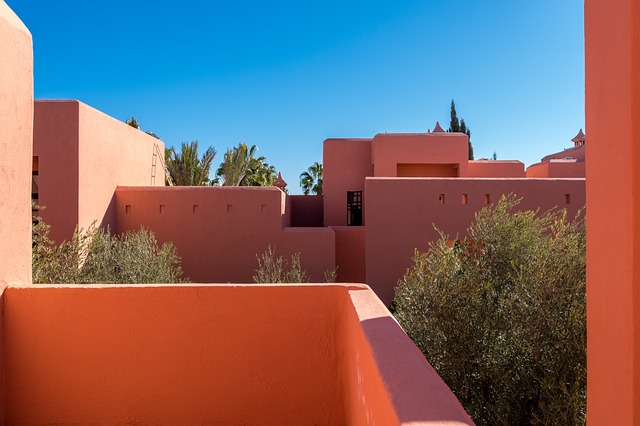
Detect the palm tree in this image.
<box><xmin>125</xmin><ymin>117</ymin><xmax>141</xmax><ymax>129</ymax></box>
<box><xmin>165</xmin><ymin>141</ymin><xmax>216</xmax><ymax>186</ymax></box>
<box><xmin>299</xmin><ymin>162</ymin><xmax>323</xmax><ymax>195</ymax></box>
<box><xmin>216</xmin><ymin>143</ymin><xmax>277</xmax><ymax>186</ymax></box>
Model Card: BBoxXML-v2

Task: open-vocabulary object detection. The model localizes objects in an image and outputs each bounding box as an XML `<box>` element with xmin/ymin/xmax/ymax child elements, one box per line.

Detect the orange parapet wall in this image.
<box><xmin>0</xmin><ymin>2</ymin><xmax>33</xmax><ymax>286</ymax></box>
<box><xmin>585</xmin><ymin>0</ymin><xmax>640</xmax><ymax>423</ymax></box>
<box><xmin>3</xmin><ymin>284</ymin><xmax>473</xmax><ymax>425</ymax></box>
<box><xmin>371</xmin><ymin>132</ymin><xmax>469</xmax><ymax>178</ymax></box>
<box><xmin>365</xmin><ymin>177</ymin><xmax>586</xmax><ymax>305</ymax></box>
<box><xmin>34</xmin><ymin>100</ymin><xmax>164</xmax><ymax>244</ymax></box>
<box><xmin>116</xmin><ymin>186</ymin><xmax>336</xmax><ymax>283</ymax></box>
<box><xmin>468</xmin><ymin>160</ymin><xmax>525</xmax><ymax>178</ymax></box>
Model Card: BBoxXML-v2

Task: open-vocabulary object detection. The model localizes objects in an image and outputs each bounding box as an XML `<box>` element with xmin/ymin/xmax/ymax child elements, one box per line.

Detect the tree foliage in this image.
<box><xmin>299</xmin><ymin>162</ymin><xmax>323</xmax><ymax>195</ymax></box>
<box><xmin>125</xmin><ymin>116</ymin><xmax>141</xmax><ymax>129</ymax></box>
<box><xmin>392</xmin><ymin>195</ymin><xmax>586</xmax><ymax>425</ymax></box>
<box><xmin>448</xmin><ymin>99</ymin><xmax>474</xmax><ymax>160</ymax></box>
<box><xmin>165</xmin><ymin>141</ymin><xmax>217</xmax><ymax>186</ymax></box>
<box><xmin>33</xmin><ymin>208</ymin><xmax>186</xmax><ymax>284</ymax></box>
<box><xmin>216</xmin><ymin>142</ymin><xmax>276</xmax><ymax>186</ymax></box>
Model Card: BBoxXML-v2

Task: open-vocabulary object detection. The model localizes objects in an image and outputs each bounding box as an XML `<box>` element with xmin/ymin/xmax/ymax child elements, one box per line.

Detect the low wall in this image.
<box><xmin>526</xmin><ymin>161</ymin><xmax>585</xmax><ymax>178</ymax></box>
<box><xmin>116</xmin><ymin>186</ymin><xmax>335</xmax><ymax>283</ymax></box>
<box><xmin>468</xmin><ymin>160</ymin><xmax>525</xmax><ymax>178</ymax></box>
<box><xmin>3</xmin><ymin>284</ymin><xmax>473</xmax><ymax>425</ymax></box>
<box><xmin>365</xmin><ymin>177</ymin><xmax>586</xmax><ymax>305</ymax></box>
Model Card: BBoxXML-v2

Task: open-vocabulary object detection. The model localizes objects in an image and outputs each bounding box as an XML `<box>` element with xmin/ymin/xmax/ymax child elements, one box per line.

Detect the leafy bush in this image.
<box><xmin>392</xmin><ymin>195</ymin><xmax>586</xmax><ymax>425</ymax></box>
<box><xmin>33</xmin><ymin>209</ymin><xmax>186</xmax><ymax>284</ymax></box>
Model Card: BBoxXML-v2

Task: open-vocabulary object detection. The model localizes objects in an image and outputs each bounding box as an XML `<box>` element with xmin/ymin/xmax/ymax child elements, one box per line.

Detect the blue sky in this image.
<box><xmin>7</xmin><ymin>0</ymin><xmax>584</xmax><ymax>194</ymax></box>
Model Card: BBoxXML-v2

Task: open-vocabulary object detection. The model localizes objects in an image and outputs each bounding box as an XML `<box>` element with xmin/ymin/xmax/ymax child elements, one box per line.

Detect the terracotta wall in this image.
<box><xmin>365</xmin><ymin>177</ymin><xmax>586</xmax><ymax>305</ymax></box>
<box><xmin>0</xmin><ymin>2</ymin><xmax>33</xmax><ymax>286</ymax></box>
<box><xmin>4</xmin><ymin>285</ymin><xmax>348</xmax><ymax>425</ymax></box>
<box><xmin>585</xmin><ymin>0</ymin><xmax>640</xmax><ymax>423</ymax></box>
<box><xmin>468</xmin><ymin>160</ymin><xmax>525</xmax><ymax>178</ymax></box>
<box><xmin>77</xmin><ymin>102</ymin><xmax>164</xmax><ymax>233</ymax></box>
<box><xmin>541</xmin><ymin>144</ymin><xmax>585</xmax><ymax>162</ymax></box>
<box><xmin>33</xmin><ymin>101</ymin><xmax>80</xmax><ymax>244</ymax></box>
<box><xmin>333</xmin><ymin>226</ymin><xmax>366</xmax><ymax>283</ymax></box>
<box><xmin>3</xmin><ymin>284</ymin><xmax>473</xmax><ymax>425</ymax></box>
<box><xmin>116</xmin><ymin>186</ymin><xmax>335</xmax><ymax>283</ymax></box>
<box><xmin>288</xmin><ymin>195</ymin><xmax>324</xmax><ymax>227</ymax></box>
<box><xmin>526</xmin><ymin>161</ymin><xmax>585</xmax><ymax>178</ymax></box>
<box><xmin>344</xmin><ymin>288</ymin><xmax>473</xmax><ymax>425</ymax></box>
<box><xmin>34</xmin><ymin>101</ymin><xmax>164</xmax><ymax>243</ymax></box>
<box><xmin>371</xmin><ymin>133</ymin><xmax>469</xmax><ymax>178</ymax></box>
<box><xmin>323</xmin><ymin>138</ymin><xmax>372</xmax><ymax>226</ymax></box>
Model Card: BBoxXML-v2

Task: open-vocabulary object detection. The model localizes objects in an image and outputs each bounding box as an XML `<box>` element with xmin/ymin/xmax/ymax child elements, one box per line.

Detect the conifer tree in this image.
<box><xmin>448</xmin><ymin>100</ymin><xmax>474</xmax><ymax>160</ymax></box>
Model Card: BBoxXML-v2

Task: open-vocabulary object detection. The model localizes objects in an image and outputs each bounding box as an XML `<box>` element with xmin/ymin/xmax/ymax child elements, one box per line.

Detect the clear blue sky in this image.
<box><xmin>7</xmin><ymin>0</ymin><xmax>584</xmax><ymax>194</ymax></box>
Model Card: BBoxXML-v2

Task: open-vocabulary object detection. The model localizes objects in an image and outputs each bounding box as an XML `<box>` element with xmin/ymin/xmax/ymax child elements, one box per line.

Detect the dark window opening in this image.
<box><xmin>347</xmin><ymin>191</ymin><xmax>363</xmax><ymax>226</ymax></box>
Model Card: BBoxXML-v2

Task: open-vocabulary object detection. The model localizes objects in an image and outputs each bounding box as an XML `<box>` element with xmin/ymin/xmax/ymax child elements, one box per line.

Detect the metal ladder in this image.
<box><xmin>151</xmin><ymin>143</ymin><xmax>174</xmax><ymax>186</ymax></box>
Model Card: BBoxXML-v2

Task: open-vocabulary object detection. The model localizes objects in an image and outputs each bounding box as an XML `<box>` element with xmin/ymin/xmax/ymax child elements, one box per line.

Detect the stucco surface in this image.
<box><xmin>371</xmin><ymin>133</ymin><xmax>469</xmax><ymax>178</ymax></box>
<box><xmin>585</xmin><ymin>0</ymin><xmax>640</xmax><ymax>423</ymax></box>
<box><xmin>323</xmin><ymin>138</ymin><xmax>373</xmax><ymax>226</ymax></box>
<box><xmin>34</xmin><ymin>100</ymin><xmax>164</xmax><ymax>243</ymax></box>
<box><xmin>116</xmin><ymin>186</ymin><xmax>336</xmax><ymax>283</ymax></box>
<box><xmin>468</xmin><ymin>160</ymin><xmax>525</xmax><ymax>178</ymax></box>
<box><xmin>365</xmin><ymin>177</ymin><xmax>586</xmax><ymax>305</ymax></box>
<box><xmin>0</xmin><ymin>2</ymin><xmax>33</xmax><ymax>285</ymax></box>
<box><xmin>3</xmin><ymin>284</ymin><xmax>472</xmax><ymax>425</ymax></box>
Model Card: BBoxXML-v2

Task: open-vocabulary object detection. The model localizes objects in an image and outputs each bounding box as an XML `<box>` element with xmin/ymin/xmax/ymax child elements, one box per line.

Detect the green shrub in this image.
<box><xmin>392</xmin><ymin>195</ymin><xmax>586</xmax><ymax>425</ymax></box>
<box><xmin>253</xmin><ymin>246</ymin><xmax>309</xmax><ymax>283</ymax></box>
<box><xmin>33</xmin><ymin>209</ymin><xmax>186</xmax><ymax>284</ymax></box>
<box><xmin>253</xmin><ymin>246</ymin><xmax>338</xmax><ymax>283</ymax></box>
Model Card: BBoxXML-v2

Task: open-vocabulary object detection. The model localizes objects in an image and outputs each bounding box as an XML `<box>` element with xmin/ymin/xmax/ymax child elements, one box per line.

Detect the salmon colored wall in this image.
<box><xmin>323</xmin><ymin>138</ymin><xmax>373</xmax><ymax>226</ymax></box>
<box><xmin>365</xmin><ymin>177</ymin><xmax>586</xmax><ymax>305</ymax></box>
<box><xmin>288</xmin><ymin>195</ymin><xmax>324</xmax><ymax>227</ymax></box>
<box><xmin>3</xmin><ymin>284</ymin><xmax>472</xmax><ymax>425</ymax></box>
<box><xmin>526</xmin><ymin>161</ymin><xmax>585</xmax><ymax>178</ymax></box>
<box><xmin>397</xmin><ymin>163</ymin><xmax>459</xmax><ymax>177</ymax></box>
<box><xmin>33</xmin><ymin>101</ymin><xmax>80</xmax><ymax>244</ymax></box>
<box><xmin>541</xmin><ymin>144</ymin><xmax>585</xmax><ymax>162</ymax></box>
<box><xmin>4</xmin><ymin>285</ymin><xmax>348</xmax><ymax>425</ymax></box>
<box><xmin>77</xmin><ymin>101</ymin><xmax>164</xmax><ymax>234</ymax></box>
<box><xmin>345</xmin><ymin>288</ymin><xmax>473</xmax><ymax>425</ymax></box>
<box><xmin>371</xmin><ymin>133</ymin><xmax>469</xmax><ymax>178</ymax></box>
<box><xmin>333</xmin><ymin>226</ymin><xmax>366</xmax><ymax>283</ymax></box>
<box><xmin>33</xmin><ymin>100</ymin><xmax>164</xmax><ymax>243</ymax></box>
<box><xmin>585</xmin><ymin>0</ymin><xmax>640</xmax><ymax>423</ymax></box>
<box><xmin>116</xmin><ymin>186</ymin><xmax>335</xmax><ymax>282</ymax></box>
<box><xmin>0</xmin><ymin>2</ymin><xmax>33</xmax><ymax>285</ymax></box>
<box><xmin>468</xmin><ymin>160</ymin><xmax>525</xmax><ymax>178</ymax></box>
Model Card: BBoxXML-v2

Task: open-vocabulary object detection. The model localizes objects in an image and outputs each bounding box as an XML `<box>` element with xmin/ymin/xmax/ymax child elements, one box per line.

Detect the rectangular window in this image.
<box><xmin>565</xmin><ymin>194</ymin><xmax>571</xmax><ymax>204</ymax></box>
<box><xmin>439</xmin><ymin>194</ymin><xmax>445</xmax><ymax>204</ymax></box>
<box><xmin>484</xmin><ymin>194</ymin><xmax>491</xmax><ymax>205</ymax></box>
<box><xmin>462</xmin><ymin>194</ymin><xmax>468</xmax><ymax>205</ymax></box>
<box><xmin>347</xmin><ymin>191</ymin><xmax>363</xmax><ymax>226</ymax></box>
<box><xmin>227</xmin><ymin>204</ymin><xmax>232</xmax><ymax>213</ymax></box>
<box><xmin>125</xmin><ymin>205</ymin><xmax>131</xmax><ymax>214</ymax></box>
<box><xmin>159</xmin><ymin>205</ymin><xmax>165</xmax><ymax>214</ymax></box>
<box><xmin>261</xmin><ymin>204</ymin><xmax>267</xmax><ymax>213</ymax></box>
<box><xmin>193</xmin><ymin>205</ymin><xmax>199</xmax><ymax>214</ymax></box>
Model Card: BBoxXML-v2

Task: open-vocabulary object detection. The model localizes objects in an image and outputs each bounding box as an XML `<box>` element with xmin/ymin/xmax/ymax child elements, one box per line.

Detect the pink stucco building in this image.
<box><xmin>3</xmin><ymin>1</ymin><xmax>640</xmax><ymax>424</ymax></box>
<box><xmin>31</xmin><ymin>96</ymin><xmax>586</xmax><ymax>305</ymax></box>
